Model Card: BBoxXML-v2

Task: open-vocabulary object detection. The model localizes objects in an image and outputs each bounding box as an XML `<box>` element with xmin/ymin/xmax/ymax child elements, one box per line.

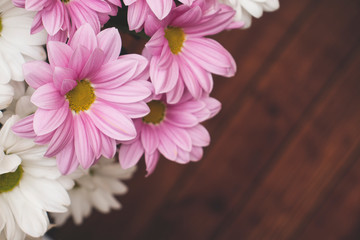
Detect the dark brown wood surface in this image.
<box><xmin>49</xmin><ymin>1</ymin><xmax>360</xmax><ymax>239</ymax></box>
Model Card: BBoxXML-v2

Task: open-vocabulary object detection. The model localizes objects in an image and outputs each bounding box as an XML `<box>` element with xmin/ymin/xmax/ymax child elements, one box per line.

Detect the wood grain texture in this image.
<box><xmin>49</xmin><ymin>1</ymin><xmax>360</xmax><ymax>239</ymax></box>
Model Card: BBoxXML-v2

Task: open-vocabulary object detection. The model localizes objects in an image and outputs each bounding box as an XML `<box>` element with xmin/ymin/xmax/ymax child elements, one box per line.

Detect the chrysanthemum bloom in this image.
<box><xmin>119</xmin><ymin>92</ymin><xmax>221</xmax><ymax>175</ymax></box>
<box><xmin>0</xmin><ymin>0</ymin><xmax>46</xmax><ymax>84</ymax></box>
<box><xmin>0</xmin><ymin>81</ymin><xmax>36</xmax><ymax>125</ymax></box>
<box><xmin>0</xmin><ymin>116</ymin><xmax>71</xmax><ymax>240</ymax></box>
<box><xmin>52</xmin><ymin>157</ymin><xmax>136</xmax><ymax>225</ymax></box>
<box><xmin>12</xmin><ymin>0</ymin><xmax>122</xmax><ymax>41</ymax></box>
<box><xmin>143</xmin><ymin>3</ymin><xmax>236</xmax><ymax>103</ymax></box>
<box><xmin>218</xmin><ymin>0</ymin><xmax>279</xmax><ymax>28</ymax></box>
<box><xmin>13</xmin><ymin>24</ymin><xmax>152</xmax><ymax>174</ymax></box>
<box><xmin>123</xmin><ymin>0</ymin><xmax>195</xmax><ymax>32</ymax></box>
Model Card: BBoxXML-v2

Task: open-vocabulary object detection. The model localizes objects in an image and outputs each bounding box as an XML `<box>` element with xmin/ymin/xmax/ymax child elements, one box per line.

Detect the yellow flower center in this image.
<box><xmin>66</xmin><ymin>80</ymin><xmax>95</xmax><ymax>113</ymax></box>
<box><xmin>143</xmin><ymin>100</ymin><xmax>166</xmax><ymax>124</ymax></box>
<box><xmin>61</xmin><ymin>0</ymin><xmax>70</xmax><ymax>3</ymax></box>
<box><xmin>0</xmin><ymin>165</ymin><xmax>23</xmax><ymax>193</ymax></box>
<box><xmin>164</xmin><ymin>27</ymin><xmax>185</xmax><ymax>55</ymax></box>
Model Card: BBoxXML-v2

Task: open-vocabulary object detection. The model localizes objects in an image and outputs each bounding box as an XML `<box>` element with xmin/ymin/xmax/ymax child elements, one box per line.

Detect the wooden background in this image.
<box><xmin>49</xmin><ymin>0</ymin><xmax>360</xmax><ymax>239</ymax></box>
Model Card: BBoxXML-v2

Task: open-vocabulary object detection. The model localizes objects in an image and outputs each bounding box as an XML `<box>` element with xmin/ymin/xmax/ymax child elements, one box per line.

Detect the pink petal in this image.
<box><xmin>150</xmin><ymin>56</ymin><xmax>178</xmax><ymax>94</ymax></box>
<box><xmin>78</xmin><ymin>0</ymin><xmax>111</xmax><ymax>12</ymax></box>
<box><xmin>111</xmin><ymin>102</ymin><xmax>150</xmax><ymax>118</ymax></box>
<box><xmin>170</xmin><ymin>5</ymin><xmax>201</xmax><ymax>27</ymax></box>
<box><xmin>141</xmin><ymin>125</ymin><xmax>159</xmax><ymax>154</ymax></box>
<box><xmin>203</xmin><ymin>97</ymin><xmax>222</xmax><ymax>118</ymax></box>
<box><xmin>74</xmin><ymin>113</ymin><xmax>95</xmax><ymax>169</ymax></box>
<box><xmin>25</xmin><ymin>0</ymin><xmax>47</xmax><ymax>10</ymax></box>
<box><xmin>145</xmin><ymin>29</ymin><xmax>165</xmax><ymax>56</ymax></box>
<box><xmin>33</xmin><ymin>101</ymin><xmax>69</xmax><ymax>135</ymax></box>
<box><xmin>53</xmin><ymin>67</ymin><xmax>76</xmax><ymax>91</ymax></box>
<box><xmin>96</xmin><ymin>27</ymin><xmax>121</xmax><ymax>63</ymax></box>
<box><xmin>81</xmin><ymin>114</ymin><xmax>101</xmax><ymax>158</ymax></box>
<box><xmin>127</xmin><ymin>0</ymin><xmax>147</xmax><ymax>31</ymax></box>
<box><xmin>146</xmin><ymin>0</ymin><xmax>172</xmax><ymax>20</ymax></box>
<box><xmin>187</xmin><ymin>124</ymin><xmax>210</xmax><ymax>147</ymax></box>
<box><xmin>31</xmin><ymin>83</ymin><xmax>65</xmax><ymax>110</ymax></box>
<box><xmin>145</xmin><ymin>150</ymin><xmax>159</xmax><ymax>176</ymax></box>
<box><xmin>166</xmin><ymin>80</ymin><xmax>184</xmax><ymax>104</ymax></box>
<box><xmin>96</xmin><ymin>80</ymin><xmax>151</xmax><ymax>104</ymax></box>
<box><xmin>184</xmin><ymin>7</ymin><xmax>235</xmax><ymax>37</ymax></box>
<box><xmin>23</xmin><ymin>61</ymin><xmax>52</xmax><ymax>89</ymax></box>
<box><xmin>69</xmin><ymin>23</ymin><xmax>98</xmax><ymax>52</ymax></box>
<box><xmin>11</xmin><ymin>115</ymin><xmax>36</xmax><ymax>139</ymax></box>
<box><xmin>88</xmin><ymin>101</ymin><xmax>137</xmax><ymax>141</ymax></box>
<box><xmin>190</xmin><ymin>146</ymin><xmax>203</xmax><ymax>161</ymax></box>
<box><xmin>47</xmin><ymin>41</ymin><xmax>73</xmax><ymax>68</ymax></box>
<box><xmin>41</xmin><ymin>1</ymin><xmax>64</xmax><ymax>35</ymax></box>
<box><xmin>56</xmin><ymin>140</ymin><xmax>79</xmax><ymax>175</ymax></box>
<box><xmin>79</xmin><ymin>48</ymin><xmax>105</xmax><ymax>80</ymax></box>
<box><xmin>165</xmin><ymin>110</ymin><xmax>198</xmax><ymax>128</ymax></box>
<box><xmin>68</xmin><ymin>45</ymin><xmax>91</xmax><ymax>78</ymax></box>
<box><xmin>157</xmin><ymin>129</ymin><xmax>177</xmax><ymax>160</ymax></box>
<box><xmin>99</xmin><ymin>132</ymin><xmax>116</xmax><ymax>159</ymax></box>
<box><xmin>161</xmin><ymin>123</ymin><xmax>192</xmax><ymax>151</ymax></box>
<box><xmin>183</xmin><ymin>38</ymin><xmax>236</xmax><ymax>77</ymax></box>
<box><xmin>45</xmin><ymin>113</ymin><xmax>74</xmax><ymax>157</ymax></box>
<box><xmin>119</xmin><ymin>140</ymin><xmax>144</xmax><ymax>169</ymax></box>
<box><xmin>179</xmin><ymin>60</ymin><xmax>202</xmax><ymax>99</ymax></box>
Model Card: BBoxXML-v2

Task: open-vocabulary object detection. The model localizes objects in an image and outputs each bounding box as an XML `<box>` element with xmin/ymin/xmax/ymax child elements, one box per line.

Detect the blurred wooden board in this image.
<box><xmin>50</xmin><ymin>1</ymin><xmax>360</xmax><ymax>239</ymax></box>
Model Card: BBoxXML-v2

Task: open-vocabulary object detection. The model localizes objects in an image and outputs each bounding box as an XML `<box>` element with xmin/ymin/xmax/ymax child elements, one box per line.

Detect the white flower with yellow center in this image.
<box><xmin>52</xmin><ymin>157</ymin><xmax>136</xmax><ymax>225</ymax></box>
<box><xmin>0</xmin><ymin>0</ymin><xmax>47</xmax><ymax>84</ymax></box>
<box><xmin>0</xmin><ymin>116</ymin><xmax>71</xmax><ymax>240</ymax></box>
<box><xmin>219</xmin><ymin>0</ymin><xmax>279</xmax><ymax>28</ymax></box>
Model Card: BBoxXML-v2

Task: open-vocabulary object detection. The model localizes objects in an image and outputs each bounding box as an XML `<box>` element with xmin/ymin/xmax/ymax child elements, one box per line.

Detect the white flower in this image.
<box><xmin>0</xmin><ymin>0</ymin><xmax>47</xmax><ymax>84</ymax></box>
<box><xmin>52</xmin><ymin>157</ymin><xmax>136</xmax><ymax>226</ymax></box>
<box><xmin>0</xmin><ymin>116</ymin><xmax>71</xmax><ymax>240</ymax></box>
<box><xmin>218</xmin><ymin>0</ymin><xmax>279</xmax><ymax>28</ymax></box>
<box><xmin>0</xmin><ymin>82</ymin><xmax>14</xmax><ymax>118</ymax></box>
<box><xmin>0</xmin><ymin>81</ymin><xmax>36</xmax><ymax>125</ymax></box>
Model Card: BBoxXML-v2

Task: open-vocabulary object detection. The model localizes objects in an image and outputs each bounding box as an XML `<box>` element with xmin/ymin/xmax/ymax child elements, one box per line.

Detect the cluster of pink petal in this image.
<box><xmin>13</xmin><ymin>24</ymin><xmax>152</xmax><ymax>174</ymax></box>
<box><xmin>123</xmin><ymin>0</ymin><xmax>195</xmax><ymax>32</ymax></box>
<box><xmin>12</xmin><ymin>0</ymin><xmax>122</xmax><ymax>41</ymax></box>
<box><xmin>119</xmin><ymin>92</ymin><xmax>221</xmax><ymax>175</ymax></box>
<box><xmin>143</xmin><ymin>2</ymin><xmax>237</xmax><ymax>103</ymax></box>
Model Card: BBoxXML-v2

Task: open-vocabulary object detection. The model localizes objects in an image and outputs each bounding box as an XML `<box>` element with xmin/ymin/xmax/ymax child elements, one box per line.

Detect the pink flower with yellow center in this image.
<box><xmin>118</xmin><ymin>92</ymin><xmax>221</xmax><ymax>176</ymax></box>
<box><xmin>123</xmin><ymin>0</ymin><xmax>195</xmax><ymax>32</ymax></box>
<box><xmin>13</xmin><ymin>24</ymin><xmax>152</xmax><ymax>174</ymax></box>
<box><xmin>12</xmin><ymin>0</ymin><xmax>122</xmax><ymax>41</ymax></box>
<box><xmin>143</xmin><ymin>2</ymin><xmax>237</xmax><ymax>103</ymax></box>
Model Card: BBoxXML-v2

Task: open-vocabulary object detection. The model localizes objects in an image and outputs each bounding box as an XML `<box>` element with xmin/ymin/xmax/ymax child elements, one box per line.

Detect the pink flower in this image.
<box><xmin>13</xmin><ymin>24</ymin><xmax>152</xmax><ymax>174</ymax></box>
<box><xmin>143</xmin><ymin>3</ymin><xmax>237</xmax><ymax>103</ymax></box>
<box><xmin>12</xmin><ymin>0</ymin><xmax>122</xmax><ymax>41</ymax></box>
<box><xmin>123</xmin><ymin>0</ymin><xmax>195</xmax><ymax>32</ymax></box>
<box><xmin>118</xmin><ymin>92</ymin><xmax>221</xmax><ymax>176</ymax></box>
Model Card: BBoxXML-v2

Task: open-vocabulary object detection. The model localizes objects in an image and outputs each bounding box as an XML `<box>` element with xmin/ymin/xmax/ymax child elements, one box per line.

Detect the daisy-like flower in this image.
<box><xmin>124</xmin><ymin>0</ymin><xmax>195</xmax><ymax>32</ymax></box>
<box><xmin>144</xmin><ymin>3</ymin><xmax>236</xmax><ymax>103</ymax></box>
<box><xmin>0</xmin><ymin>81</ymin><xmax>36</xmax><ymax>124</ymax></box>
<box><xmin>0</xmin><ymin>115</ymin><xmax>71</xmax><ymax>240</ymax></box>
<box><xmin>119</xmin><ymin>92</ymin><xmax>221</xmax><ymax>175</ymax></box>
<box><xmin>13</xmin><ymin>24</ymin><xmax>151</xmax><ymax>174</ymax></box>
<box><xmin>0</xmin><ymin>82</ymin><xmax>14</xmax><ymax>118</ymax></box>
<box><xmin>0</xmin><ymin>0</ymin><xmax>46</xmax><ymax>84</ymax></box>
<box><xmin>218</xmin><ymin>0</ymin><xmax>279</xmax><ymax>28</ymax></box>
<box><xmin>12</xmin><ymin>0</ymin><xmax>122</xmax><ymax>41</ymax></box>
<box><xmin>52</xmin><ymin>157</ymin><xmax>136</xmax><ymax>225</ymax></box>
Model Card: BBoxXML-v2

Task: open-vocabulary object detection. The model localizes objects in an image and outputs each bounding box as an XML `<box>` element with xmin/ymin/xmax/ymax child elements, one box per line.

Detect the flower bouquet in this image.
<box><xmin>0</xmin><ymin>0</ymin><xmax>279</xmax><ymax>239</ymax></box>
